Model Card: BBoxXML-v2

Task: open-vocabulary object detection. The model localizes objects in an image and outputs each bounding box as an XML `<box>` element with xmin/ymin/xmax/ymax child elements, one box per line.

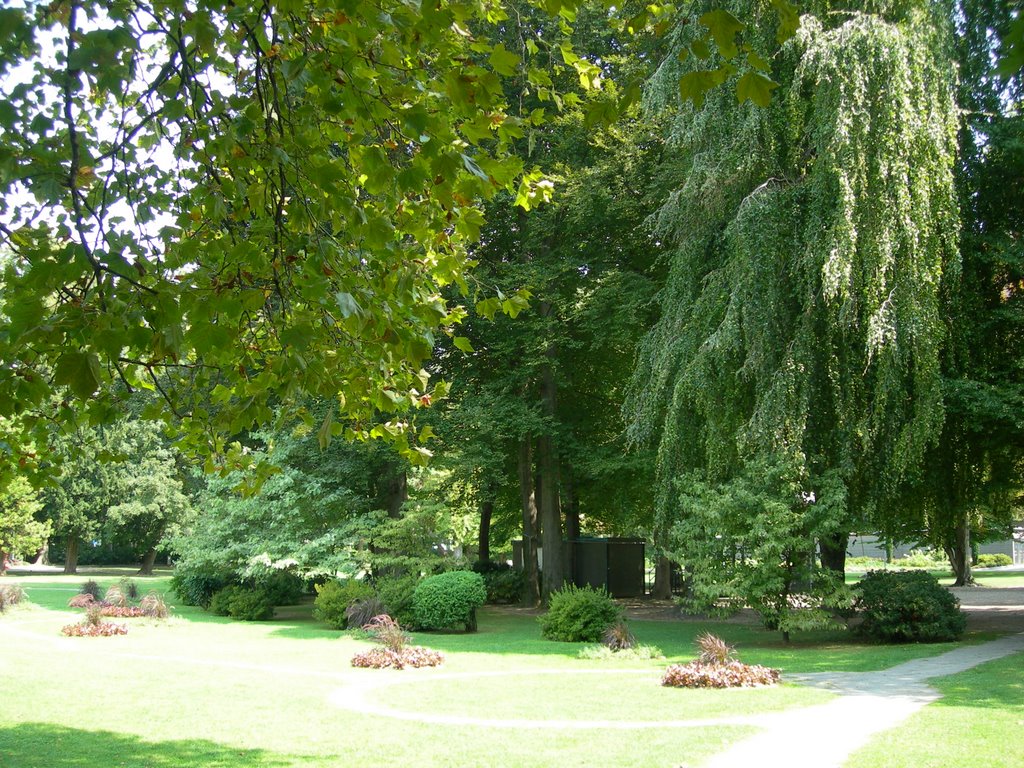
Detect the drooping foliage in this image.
<box><xmin>626</xmin><ymin>0</ymin><xmax>960</xmax><ymax>625</ymax></box>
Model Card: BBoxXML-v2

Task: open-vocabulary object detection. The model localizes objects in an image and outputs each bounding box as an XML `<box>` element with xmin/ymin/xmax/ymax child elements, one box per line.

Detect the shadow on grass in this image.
<box><xmin>0</xmin><ymin>723</ymin><xmax>300</xmax><ymax>768</ymax></box>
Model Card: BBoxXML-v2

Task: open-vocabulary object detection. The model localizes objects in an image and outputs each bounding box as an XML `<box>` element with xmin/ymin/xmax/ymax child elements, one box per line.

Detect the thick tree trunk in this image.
<box><xmin>518</xmin><ymin>439</ymin><xmax>540</xmax><ymax>606</ymax></box>
<box><xmin>383</xmin><ymin>467</ymin><xmax>407</xmax><ymax>519</ymax></box>
<box><xmin>652</xmin><ymin>555</ymin><xmax>673</xmax><ymax>600</ymax></box>
<box><xmin>538</xmin><ymin>432</ymin><xmax>563</xmax><ymax>602</ymax></box>
<box><xmin>818</xmin><ymin>531</ymin><xmax>848</xmax><ymax>576</ymax></box>
<box><xmin>63</xmin><ymin>536</ymin><xmax>79</xmax><ymax>575</ymax></box>
<box><xmin>0</xmin><ymin>548</ymin><xmax>8</xmax><ymax>575</ymax></box>
<box><xmin>137</xmin><ymin>546</ymin><xmax>159</xmax><ymax>576</ymax></box>
<box><xmin>478</xmin><ymin>498</ymin><xmax>494</xmax><ymax>564</ymax></box>
<box><xmin>946</xmin><ymin>515</ymin><xmax>975</xmax><ymax>587</ymax></box>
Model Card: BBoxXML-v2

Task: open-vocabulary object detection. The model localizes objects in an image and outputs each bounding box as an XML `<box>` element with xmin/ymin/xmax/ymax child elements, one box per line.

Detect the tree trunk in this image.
<box><xmin>946</xmin><ymin>515</ymin><xmax>975</xmax><ymax>586</ymax></box>
<box><xmin>137</xmin><ymin>546</ymin><xmax>158</xmax><ymax>576</ymax></box>
<box><xmin>652</xmin><ymin>555</ymin><xmax>673</xmax><ymax>599</ymax></box>
<box><xmin>518</xmin><ymin>438</ymin><xmax>540</xmax><ymax>606</ymax></box>
<box><xmin>818</xmin><ymin>531</ymin><xmax>848</xmax><ymax>576</ymax></box>
<box><xmin>63</xmin><ymin>536</ymin><xmax>79</xmax><ymax>575</ymax></box>
<box><xmin>478</xmin><ymin>498</ymin><xmax>494</xmax><ymax>564</ymax></box>
<box><xmin>32</xmin><ymin>542</ymin><xmax>50</xmax><ymax>566</ymax></box>
<box><xmin>562</xmin><ymin>462</ymin><xmax>579</xmax><ymax>584</ymax></box>
<box><xmin>0</xmin><ymin>548</ymin><xmax>8</xmax><ymax>575</ymax></box>
<box><xmin>538</xmin><ymin>432</ymin><xmax>563</xmax><ymax>602</ymax></box>
<box><xmin>383</xmin><ymin>467</ymin><xmax>407</xmax><ymax>519</ymax></box>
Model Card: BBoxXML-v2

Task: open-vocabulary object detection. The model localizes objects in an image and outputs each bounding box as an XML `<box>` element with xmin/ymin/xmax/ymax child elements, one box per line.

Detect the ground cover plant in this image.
<box><xmin>662</xmin><ymin>632</ymin><xmax>781</xmax><ymax>689</ymax></box>
<box><xmin>0</xmin><ymin>572</ymin><xmax>1013</xmax><ymax>768</ymax></box>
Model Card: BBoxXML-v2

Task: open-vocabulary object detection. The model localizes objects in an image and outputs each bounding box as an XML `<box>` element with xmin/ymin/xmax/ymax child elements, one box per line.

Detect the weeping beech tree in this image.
<box><xmin>626</xmin><ymin>0</ymin><xmax>959</xmax><ymax>629</ymax></box>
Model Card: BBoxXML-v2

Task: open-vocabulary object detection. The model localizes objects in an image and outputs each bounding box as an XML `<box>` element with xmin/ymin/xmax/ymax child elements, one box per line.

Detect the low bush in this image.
<box><xmin>350</xmin><ymin>615</ymin><xmax>445</xmax><ymax>669</ymax></box>
<box><xmin>0</xmin><ymin>584</ymin><xmax>26</xmax><ymax>612</ymax></box>
<box><xmin>376</xmin><ymin>574</ymin><xmax>421</xmax><ymax>628</ymax></box>
<box><xmin>209</xmin><ymin>585</ymin><xmax>275</xmax><ymax>621</ymax></box>
<box><xmin>140</xmin><ymin>591</ymin><xmax>171</xmax><ymax>619</ymax></box>
<box><xmin>977</xmin><ymin>554</ymin><xmax>1012</xmax><ymax>568</ymax></box>
<box><xmin>313</xmin><ymin>579</ymin><xmax>375</xmax><ymax>629</ymax></box>
<box><xmin>472</xmin><ymin>561</ymin><xmax>526</xmax><ymax>604</ymax></box>
<box><xmin>79</xmin><ymin>580</ymin><xmax>102</xmax><ymax>599</ymax></box>
<box><xmin>539</xmin><ymin>585</ymin><xmax>622</xmax><ymax>643</ymax></box>
<box><xmin>662</xmin><ymin>661</ymin><xmax>780</xmax><ymax>688</ymax></box>
<box><xmin>413</xmin><ymin>571</ymin><xmax>487</xmax><ymax>632</ymax></box>
<box><xmin>254</xmin><ymin>570</ymin><xmax>305</xmax><ymax>606</ymax></box>
<box><xmin>170</xmin><ymin>564</ymin><xmax>232</xmax><ymax>608</ymax></box>
<box><xmin>103</xmin><ymin>585</ymin><xmax>129</xmax><ymax>608</ymax></box>
<box><xmin>854</xmin><ymin>569</ymin><xmax>966</xmax><ymax>643</ymax></box>
<box><xmin>894</xmin><ymin>549</ymin><xmax>949</xmax><ymax>569</ymax></box>
<box><xmin>601</xmin><ymin>621</ymin><xmax>636</xmax><ymax>651</ymax></box>
<box><xmin>68</xmin><ymin>593</ymin><xmax>96</xmax><ymax>608</ymax></box>
<box><xmin>345</xmin><ymin>596</ymin><xmax>387</xmax><ymax>631</ymax></box>
<box><xmin>117</xmin><ymin>578</ymin><xmax>140</xmax><ymax>601</ymax></box>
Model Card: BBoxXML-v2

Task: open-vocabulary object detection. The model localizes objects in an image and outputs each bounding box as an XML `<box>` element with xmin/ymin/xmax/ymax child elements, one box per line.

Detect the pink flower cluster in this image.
<box><xmin>661</xmin><ymin>660</ymin><xmax>780</xmax><ymax>689</ymax></box>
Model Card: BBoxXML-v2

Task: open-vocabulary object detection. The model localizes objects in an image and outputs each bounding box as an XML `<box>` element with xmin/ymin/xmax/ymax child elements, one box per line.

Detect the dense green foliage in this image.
<box><xmin>312</xmin><ymin>579</ymin><xmax>374</xmax><ymax>630</ymax></box>
<box><xmin>0</xmin><ymin>476</ymin><xmax>49</xmax><ymax>570</ymax></box>
<box><xmin>169</xmin><ymin>563</ymin><xmax>231</xmax><ymax>608</ymax></box>
<box><xmin>412</xmin><ymin>570</ymin><xmax>487</xmax><ymax>631</ymax></box>
<box><xmin>854</xmin><ymin>570</ymin><xmax>966</xmax><ymax>643</ymax></box>
<box><xmin>538</xmin><ymin>584</ymin><xmax>622</xmax><ymax>642</ymax></box>
<box><xmin>472</xmin><ymin>561</ymin><xmax>527</xmax><ymax>604</ymax></box>
<box><xmin>208</xmin><ymin>585</ymin><xmax>275</xmax><ymax>622</ymax></box>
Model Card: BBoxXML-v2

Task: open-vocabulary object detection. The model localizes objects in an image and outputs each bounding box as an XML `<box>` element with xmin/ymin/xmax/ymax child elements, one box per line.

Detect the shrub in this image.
<box><xmin>80</xmin><ymin>579</ymin><xmax>102</xmax><ymax>599</ymax></box>
<box><xmin>140</xmin><ymin>591</ymin><xmax>171</xmax><ymax>619</ymax></box>
<box><xmin>350</xmin><ymin>615</ymin><xmax>445</xmax><ymax>669</ymax></box>
<box><xmin>854</xmin><ymin>569</ymin><xmax>967</xmax><ymax>643</ymax></box>
<box><xmin>208</xmin><ymin>585</ymin><xmax>240</xmax><ymax>616</ymax></box>
<box><xmin>662</xmin><ymin>632</ymin><xmax>779</xmax><ymax>688</ymax></box>
<box><xmin>472</xmin><ymin>561</ymin><xmax>526</xmax><ymax>604</ymax></box>
<box><xmin>895</xmin><ymin>549</ymin><xmax>949</xmax><ymax>569</ymax></box>
<box><xmin>696</xmin><ymin>631</ymin><xmax>736</xmax><ymax>665</ymax></box>
<box><xmin>345</xmin><ymin>596</ymin><xmax>387</xmax><ymax>631</ymax></box>
<box><xmin>413</xmin><ymin>571</ymin><xmax>487</xmax><ymax>631</ymax></box>
<box><xmin>977</xmin><ymin>554</ymin><xmax>1012</xmax><ymax>568</ymax></box>
<box><xmin>209</xmin><ymin>585</ymin><xmax>274</xmax><ymax>621</ymax></box>
<box><xmin>313</xmin><ymin>579</ymin><xmax>375</xmax><ymax>629</ymax></box>
<box><xmin>68</xmin><ymin>593</ymin><xmax>96</xmax><ymax>608</ymax></box>
<box><xmin>662</xmin><ymin>661</ymin><xmax>780</xmax><ymax>688</ymax></box>
<box><xmin>0</xmin><ymin>584</ymin><xmax>26</xmax><ymax>611</ymax></box>
<box><xmin>103</xmin><ymin>585</ymin><xmax>129</xmax><ymax>608</ymax></box>
<box><xmin>375</xmin><ymin>574</ymin><xmax>420</xmax><ymax>628</ymax></box>
<box><xmin>253</xmin><ymin>570</ymin><xmax>305</xmax><ymax>606</ymax></box>
<box><xmin>117</xmin><ymin>578</ymin><xmax>140</xmax><ymax>601</ymax></box>
<box><xmin>601</xmin><ymin>621</ymin><xmax>636</xmax><ymax>651</ymax></box>
<box><xmin>539</xmin><ymin>585</ymin><xmax>622</xmax><ymax>642</ymax></box>
<box><xmin>170</xmin><ymin>565</ymin><xmax>232</xmax><ymax>608</ymax></box>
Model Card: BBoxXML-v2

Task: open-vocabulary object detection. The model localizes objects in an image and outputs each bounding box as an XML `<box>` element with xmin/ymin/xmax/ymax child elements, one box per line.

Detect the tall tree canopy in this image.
<box><xmin>625</xmin><ymin>0</ymin><xmax>960</xmax><ymax>626</ymax></box>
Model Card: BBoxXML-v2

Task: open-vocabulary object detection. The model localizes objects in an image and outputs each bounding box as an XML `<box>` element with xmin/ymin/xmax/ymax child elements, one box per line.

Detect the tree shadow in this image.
<box><xmin>0</xmin><ymin>723</ymin><xmax>303</xmax><ymax>768</ymax></box>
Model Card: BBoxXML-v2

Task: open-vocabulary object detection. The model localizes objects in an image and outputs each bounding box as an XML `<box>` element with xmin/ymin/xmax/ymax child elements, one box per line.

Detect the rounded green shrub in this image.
<box><xmin>313</xmin><ymin>579</ymin><xmax>375</xmax><ymax>629</ymax></box>
<box><xmin>413</xmin><ymin>571</ymin><xmax>487</xmax><ymax>631</ymax></box>
<box><xmin>539</xmin><ymin>584</ymin><xmax>623</xmax><ymax>642</ymax></box>
<box><xmin>854</xmin><ymin>570</ymin><xmax>966</xmax><ymax>643</ymax></box>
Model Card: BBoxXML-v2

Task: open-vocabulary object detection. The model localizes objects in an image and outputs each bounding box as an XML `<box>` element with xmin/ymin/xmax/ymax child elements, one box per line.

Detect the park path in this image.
<box><xmin>699</xmin><ymin>631</ymin><xmax>1024</xmax><ymax>768</ymax></box>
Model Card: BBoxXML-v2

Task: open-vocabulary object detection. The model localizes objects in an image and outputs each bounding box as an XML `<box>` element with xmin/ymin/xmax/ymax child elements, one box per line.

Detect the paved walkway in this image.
<box><xmin>700</xmin><ymin>631</ymin><xmax>1024</xmax><ymax>768</ymax></box>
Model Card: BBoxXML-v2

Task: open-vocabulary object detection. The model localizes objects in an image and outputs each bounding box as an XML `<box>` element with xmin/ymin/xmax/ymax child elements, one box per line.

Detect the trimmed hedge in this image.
<box><xmin>413</xmin><ymin>571</ymin><xmax>487</xmax><ymax>631</ymax></box>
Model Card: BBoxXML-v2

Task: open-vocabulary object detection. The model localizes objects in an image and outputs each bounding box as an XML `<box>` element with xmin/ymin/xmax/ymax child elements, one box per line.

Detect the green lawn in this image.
<box><xmin>845</xmin><ymin>650</ymin><xmax>1024</xmax><ymax>768</ymax></box>
<box><xmin>845</xmin><ymin>567</ymin><xmax>1024</xmax><ymax>588</ymax></box>
<box><xmin>0</xmin><ymin>571</ymin><xmax>1017</xmax><ymax>767</ymax></box>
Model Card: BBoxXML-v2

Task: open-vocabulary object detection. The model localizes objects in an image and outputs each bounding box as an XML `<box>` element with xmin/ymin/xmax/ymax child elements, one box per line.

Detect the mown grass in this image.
<box><xmin>845</xmin><ymin>567</ymin><xmax>1024</xmax><ymax>588</ymax></box>
<box><xmin>845</xmin><ymin>650</ymin><xmax>1024</xmax><ymax>768</ymax></box>
<box><xmin>0</xmin><ymin>570</ymin><xmax>1017</xmax><ymax>768</ymax></box>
